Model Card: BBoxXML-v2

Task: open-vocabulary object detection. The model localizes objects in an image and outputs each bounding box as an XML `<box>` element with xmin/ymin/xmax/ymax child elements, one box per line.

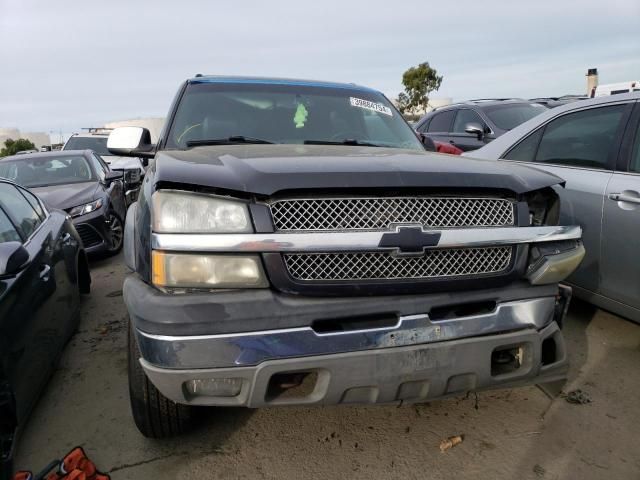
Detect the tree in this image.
<box><xmin>397</xmin><ymin>62</ymin><xmax>443</xmax><ymax>115</ymax></box>
<box><xmin>0</xmin><ymin>138</ymin><xmax>36</xmax><ymax>157</ymax></box>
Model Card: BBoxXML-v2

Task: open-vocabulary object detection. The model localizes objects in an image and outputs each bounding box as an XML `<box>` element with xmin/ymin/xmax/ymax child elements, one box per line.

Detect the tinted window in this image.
<box><xmin>452</xmin><ymin>109</ymin><xmax>484</xmax><ymax>133</ymax></box>
<box><xmin>485</xmin><ymin>103</ymin><xmax>547</xmax><ymax>130</ymax></box>
<box><xmin>0</xmin><ymin>183</ymin><xmax>42</xmax><ymax>238</ymax></box>
<box><xmin>427</xmin><ymin>111</ymin><xmax>455</xmax><ymax>132</ymax></box>
<box><xmin>0</xmin><ymin>207</ymin><xmax>21</xmax><ymax>243</ymax></box>
<box><xmin>64</xmin><ymin>136</ymin><xmax>110</xmax><ymax>155</ymax></box>
<box><xmin>0</xmin><ymin>155</ymin><xmax>94</xmax><ymax>187</ymax></box>
<box><xmin>631</xmin><ymin>118</ymin><xmax>640</xmax><ymax>173</ymax></box>
<box><xmin>503</xmin><ymin>128</ymin><xmax>544</xmax><ymax>162</ymax></box>
<box><xmin>535</xmin><ymin>105</ymin><xmax>626</xmax><ymax>169</ymax></box>
<box><xmin>416</xmin><ymin>118</ymin><xmax>430</xmax><ymax>133</ymax></box>
<box><xmin>89</xmin><ymin>153</ymin><xmax>109</xmax><ymax>181</ymax></box>
<box><xmin>19</xmin><ymin>188</ymin><xmax>46</xmax><ymax>220</ymax></box>
<box><xmin>167</xmin><ymin>83</ymin><xmax>423</xmax><ymax>150</ymax></box>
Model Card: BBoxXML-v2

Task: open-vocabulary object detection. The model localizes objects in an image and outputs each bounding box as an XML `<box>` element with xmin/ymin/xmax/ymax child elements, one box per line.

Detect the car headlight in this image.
<box><xmin>69</xmin><ymin>199</ymin><xmax>103</xmax><ymax>217</ymax></box>
<box><xmin>123</xmin><ymin>169</ymin><xmax>141</xmax><ymax>184</ymax></box>
<box><xmin>152</xmin><ymin>190</ymin><xmax>252</xmax><ymax>233</ymax></box>
<box><xmin>151</xmin><ymin>251</ymin><xmax>268</xmax><ymax>289</ymax></box>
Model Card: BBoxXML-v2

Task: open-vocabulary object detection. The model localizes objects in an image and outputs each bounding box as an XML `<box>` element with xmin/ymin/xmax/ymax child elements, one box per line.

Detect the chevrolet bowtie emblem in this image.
<box><xmin>378</xmin><ymin>226</ymin><xmax>441</xmax><ymax>254</ymax></box>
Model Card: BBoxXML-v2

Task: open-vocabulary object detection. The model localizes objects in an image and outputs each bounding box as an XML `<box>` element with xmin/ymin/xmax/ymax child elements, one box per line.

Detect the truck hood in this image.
<box><xmin>31</xmin><ymin>182</ymin><xmax>99</xmax><ymax>211</ymax></box>
<box><xmin>102</xmin><ymin>155</ymin><xmax>145</xmax><ymax>173</ymax></box>
<box><xmin>153</xmin><ymin>145</ymin><xmax>565</xmax><ymax>196</ymax></box>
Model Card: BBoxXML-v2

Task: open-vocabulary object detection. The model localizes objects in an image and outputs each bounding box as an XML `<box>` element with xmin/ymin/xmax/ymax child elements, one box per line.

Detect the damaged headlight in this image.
<box><xmin>152</xmin><ymin>190</ymin><xmax>252</xmax><ymax>233</ymax></box>
<box><xmin>526</xmin><ymin>240</ymin><xmax>585</xmax><ymax>285</ymax></box>
<box><xmin>525</xmin><ymin>188</ymin><xmax>560</xmax><ymax>226</ymax></box>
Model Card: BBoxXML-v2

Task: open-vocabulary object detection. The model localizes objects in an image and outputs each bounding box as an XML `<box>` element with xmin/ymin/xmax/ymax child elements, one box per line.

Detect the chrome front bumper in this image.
<box><xmin>140</xmin><ymin>320</ymin><xmax>568</xmax><ymax>407</ymax></box>
<box><xmin>136</xmin><ymin>296</ymin><xmax>557</xmax><ymax>370</ymax></box>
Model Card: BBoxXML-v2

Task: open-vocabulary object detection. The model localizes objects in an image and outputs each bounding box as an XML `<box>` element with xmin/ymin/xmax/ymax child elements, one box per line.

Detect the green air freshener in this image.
<box><xmin>294</xmin><ymin>103</ymin><xmax>308</xmax><ymax>128</ymax></box>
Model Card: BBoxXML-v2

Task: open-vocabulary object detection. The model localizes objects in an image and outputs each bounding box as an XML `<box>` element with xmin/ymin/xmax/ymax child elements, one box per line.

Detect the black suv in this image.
<box><xmin>107</xmin><ymin>77</ymin><xmax>583</xmax><ymax>438</ymax></box>
<box><xmin>414</xmin><ymin>99</ymin><xmax>547</xmax><ymax>152</ymax></box>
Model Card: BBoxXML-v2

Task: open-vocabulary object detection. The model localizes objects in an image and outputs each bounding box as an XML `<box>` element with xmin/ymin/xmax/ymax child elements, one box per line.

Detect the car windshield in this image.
<box><xmin>485</xmin><ymin>103</ymin><xmax>547</xmax><ymax>130</ymax></box>
<box><xmin>166</xmin><ymin>82</ymin><xmax>423</xmax><ymax>150</ymax></box>
<box><xmin>64</xmin><ymin>136</ymin><xmax>111</xmax><ymax>155</ymax></box>
<box><xmin>0</xmin><ymin>155</ymin><xmax>94</xmax><ymax>187</ymax></box>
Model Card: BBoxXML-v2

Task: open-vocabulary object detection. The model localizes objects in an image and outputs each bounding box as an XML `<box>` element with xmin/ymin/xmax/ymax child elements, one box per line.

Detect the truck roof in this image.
<box><xmin>187</xmin><ymin>75</ymin><xmax>378</xmax><ymax>93</ymax></box>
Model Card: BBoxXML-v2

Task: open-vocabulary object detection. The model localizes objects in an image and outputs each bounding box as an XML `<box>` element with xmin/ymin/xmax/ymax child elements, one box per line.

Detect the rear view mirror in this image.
<box><xmin>0</xmin><ymin>242</ymin><xmax>29</xmax><ymax>277</ymax></box>
<box><xmin>419</xmin><ymin>133</ymin><xmax>437</xmax><ymax>152</ymax></box>
<box><xmin>464</xmin><ymin>122</ymin><xmax>485</xmax><ymax>140</ymax></box>
<box><xmin>108</xmin><ymin>127</ymin><xmax>155</xmax><ymax>158</ymax></box>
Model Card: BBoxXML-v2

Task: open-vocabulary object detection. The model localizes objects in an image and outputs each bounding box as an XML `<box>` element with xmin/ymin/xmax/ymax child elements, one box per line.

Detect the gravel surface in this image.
<box><xmin>14</xmin><ymin>252</ymin><xmax>640</xmax><ymax>479</ymax></box>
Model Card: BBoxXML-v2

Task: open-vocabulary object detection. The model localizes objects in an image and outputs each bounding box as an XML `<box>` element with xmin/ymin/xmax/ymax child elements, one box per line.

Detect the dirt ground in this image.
<box><xmin>14</xmin><ymin>252</ymin><xmax>640</xmax><ymax>479</ymax></box>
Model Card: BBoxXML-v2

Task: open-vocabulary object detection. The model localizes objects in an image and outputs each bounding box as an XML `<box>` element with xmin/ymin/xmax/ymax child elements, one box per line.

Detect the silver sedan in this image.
<box><xmin>466</xmin><ymin>92</ymin><xmax>640</xmax><ymax>323</ymax></box>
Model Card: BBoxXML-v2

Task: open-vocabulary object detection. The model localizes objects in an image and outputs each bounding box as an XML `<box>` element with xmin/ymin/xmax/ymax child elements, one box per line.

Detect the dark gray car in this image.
<box><xmin>414</xmin><ymin>99</ymin><xmax>548</xmax><ymax>152</ymax></box>
<box><xmin>466</xmin><ymin>92</ymin><xmax>640</xmax><ymax>323</ymax></box>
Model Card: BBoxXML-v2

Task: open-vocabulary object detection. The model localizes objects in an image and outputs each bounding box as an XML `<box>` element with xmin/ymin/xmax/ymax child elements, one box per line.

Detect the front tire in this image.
<box><xmin>128</xmin><ymin>317</ymin><xmax>195</xmax><ymax>438</ymax></box>
<box><xmin>106</xmin><ymin>211</ymin><xmax>124</xmax><ymax>255</ymax></box>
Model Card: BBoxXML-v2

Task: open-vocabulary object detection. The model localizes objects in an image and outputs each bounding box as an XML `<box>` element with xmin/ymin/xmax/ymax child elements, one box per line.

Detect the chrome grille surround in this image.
<box><xmin>283</xmin><ymin>246</ymin><xmax>513</xmax><ymax>281</ymax></box>
<box><xmin>269</xmin><ymin>197</ymin><xmax>515</xmax><ymax>231</ymax></box>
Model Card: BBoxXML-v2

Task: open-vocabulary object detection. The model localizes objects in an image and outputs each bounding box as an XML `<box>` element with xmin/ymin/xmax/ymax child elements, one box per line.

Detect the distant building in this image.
<box><xmin>0</xmin><ymin>128</ymin><xmax>51</xmax><ymax>149</ymax></box>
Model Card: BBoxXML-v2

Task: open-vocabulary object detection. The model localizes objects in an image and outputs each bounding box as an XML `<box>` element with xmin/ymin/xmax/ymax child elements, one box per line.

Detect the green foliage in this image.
<box><xmin>0</xmin><ymin>138</ymin><xmax>36</xmax><ymax>157</ymax></box>
<box><xmin>397</xmin><ymin>62</ymin><xmax>443</xmax><ymax>115</ymax></box>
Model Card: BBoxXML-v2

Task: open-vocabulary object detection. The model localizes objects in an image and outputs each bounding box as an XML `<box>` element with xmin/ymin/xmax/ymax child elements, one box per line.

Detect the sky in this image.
<box><xmin>1</xmin><ymin>0</ymin><xmax>639</xmax><ymax>134</ymax></box>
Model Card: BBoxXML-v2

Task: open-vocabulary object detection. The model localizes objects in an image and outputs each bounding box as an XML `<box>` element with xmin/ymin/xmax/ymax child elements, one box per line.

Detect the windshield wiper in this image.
<box><xmin>186</xmin><ymin>136</ymin><xmax>274</xmax><ymax>147</ymax></box>
<box><xmin>303</xmin><ymin>139</ymin><xmax>382</xmax><ymax>147</ymax></box>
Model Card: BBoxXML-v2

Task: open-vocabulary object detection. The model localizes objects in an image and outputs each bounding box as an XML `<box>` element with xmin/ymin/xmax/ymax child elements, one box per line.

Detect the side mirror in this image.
<box><xmin>419</xmin><ymin>133</ymin><xmax>437</xmax><ymax>152</ymax></box>
<box><xmin>107</xmin><ymin>127</ymin><xmax>155</xmax><ymax>158</ymax></box>
<box><xmin>464</xmin><ymin>122</ymin><xmax>485</xmax><ymax>140</ymax></box>
<box><xmin>0</xmin><ymin>242</ymin><xmax>29</xmax><ymax>277</ymax></box>
<box><xmin>105</xmin><ymin>170</ymin><xmax>124</xmax><ymax>183</ymax></box>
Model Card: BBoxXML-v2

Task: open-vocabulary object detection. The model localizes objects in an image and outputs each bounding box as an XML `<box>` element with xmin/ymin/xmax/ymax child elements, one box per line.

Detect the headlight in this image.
<box><xmin>69</xmin><ymin>199</ymin><xmax>103</xmax><ymax>217</ymax></box>
<box><xmin>151</xmin><ymin>251</ymin><xmax>268</xmax><ymax>289</ymax></box>
<box><xmin>152</xmin><ymin>190</ymin><xmax>252</xmax><ymax>233</ymax></box>
<box><xmin>526</xmin><ymin>241</ymin><xmax>585</xmax><ymax>285</ymax></box>
<box><xmin>124</xmin><ymin>169</ymin><xmax>141</xmax><ymax>184</ymax></box>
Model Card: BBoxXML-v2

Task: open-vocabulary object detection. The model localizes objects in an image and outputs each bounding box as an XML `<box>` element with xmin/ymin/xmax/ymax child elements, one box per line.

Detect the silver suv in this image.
<box><xmin>63</xmin><ymin>129</ymin><xmax>145</xmax><ymax>203</ymax></box>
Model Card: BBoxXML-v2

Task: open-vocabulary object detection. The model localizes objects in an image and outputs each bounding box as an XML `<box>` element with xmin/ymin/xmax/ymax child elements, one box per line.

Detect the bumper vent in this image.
<box><xmin>75</xmin><ymin>224</ymin><xmax>102</xmax><ymax>248</ymax></box>
<box><xmin>283</xmin><ymin>247</ymin><xmax>513</xmax><ymax>281</ymax></box>
<box><xmin>270</xmin><ymin>197</ymin><xmax>515</xmax><ymax>232</ymax></box>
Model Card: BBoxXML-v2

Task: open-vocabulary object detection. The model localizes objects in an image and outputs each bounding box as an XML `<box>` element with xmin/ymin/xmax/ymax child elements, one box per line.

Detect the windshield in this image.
<box><xmin>166</xmin><ymin>82</ymin><xmax>423</xmax><ymax>150</ymax></box>
<box><xmin>485</xmin><ymin>103</ymin><xmax>547</xmax><ymax>130</ymax></box>
<box><xmin>0</xmin><ymin>155</ymin><xmax>95</xmax><ymax>187</ymax></box>
<box><xmin>64</xmin><ymin>136</ymin><xmax>111</xmax><ymax>155</ymax></box>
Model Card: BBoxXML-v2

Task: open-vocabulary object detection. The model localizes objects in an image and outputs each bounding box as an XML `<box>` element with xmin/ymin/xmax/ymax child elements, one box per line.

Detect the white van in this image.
<box><xmin>591</xmin><ymin>81</ymin><xmax>640</xmax><ymax>97</ymax></box>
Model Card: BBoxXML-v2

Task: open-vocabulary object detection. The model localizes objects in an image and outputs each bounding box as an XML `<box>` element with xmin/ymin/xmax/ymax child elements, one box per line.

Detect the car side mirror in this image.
<box><xmin>464</xmin><ymin>122</ymin><xmax>485</xmax><ymax>140</ymax></box>
<box><xmin>108</xmin><ymin>127</ymin><xmax>155</xmax><ymax>158</ymax></box>
<box><xmin>419</xmin><ymin>133</ymin><xmax>437</xmax><ymax>152</ymax></box>
<box><xmin>0</xmin><ymin>242</ymin><xmax>29</xmax><ymax>277</ymax></box>
<box><xmin>105</xmin><ymin>170</ymin><xmax>124</xmax><ymax>184</ymax></box>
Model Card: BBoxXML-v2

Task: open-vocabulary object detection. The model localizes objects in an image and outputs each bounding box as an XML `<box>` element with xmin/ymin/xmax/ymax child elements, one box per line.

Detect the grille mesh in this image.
<box><xmin>270</xmin><ymin>197</ymin><xmax>514</xmax><ymax>231</ymax></box>
<box><xmin>284</xmin><ymin>247</ymin><xmax>513</xmax><ymax>281</ymax></box>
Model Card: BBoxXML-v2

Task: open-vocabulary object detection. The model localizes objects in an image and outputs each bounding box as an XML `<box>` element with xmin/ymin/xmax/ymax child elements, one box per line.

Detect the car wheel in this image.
<box><xmin>128</xmin><ymin>316</ymin><xmax>195</xmax><ymax>438</ymax></box>
<box><xmin>106</xmin><ymin>211</ymin><xmax>124</xmax><ymax>254</ymax></box>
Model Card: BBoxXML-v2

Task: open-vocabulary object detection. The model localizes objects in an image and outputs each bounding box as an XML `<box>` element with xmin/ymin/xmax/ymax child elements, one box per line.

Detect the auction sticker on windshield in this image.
<box><xmin>350</xmin><ymin>97</ymin><xmax>393</xmax><ymax>116</ymax></box>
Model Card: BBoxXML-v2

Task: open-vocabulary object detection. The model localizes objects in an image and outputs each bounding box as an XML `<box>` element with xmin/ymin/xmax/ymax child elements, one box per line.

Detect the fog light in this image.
<box><xmin>152</xmin><ymin>251</ymin><xmax>268</xmax><ymax>288</ymax></box>
<box><xmin>184</xmin><ymin>378</ymin><xmax>243</xmax><ymax>397</ymax></box>
<box><xmin>527</xmin><ymin>243</ymin><xmax>585</xmax><ymax>285</ymax></box>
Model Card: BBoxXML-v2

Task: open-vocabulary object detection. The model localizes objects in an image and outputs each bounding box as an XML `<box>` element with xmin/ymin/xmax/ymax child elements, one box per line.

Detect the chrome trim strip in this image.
<box><xmin>151</xmin><ymin>225</ymin><xmax>582</xmax><ymax>253</ymax></box>
<box><xmin>136</xmin><ymin>297</ymin><xmax>556</xmax><ymax>369</ymax></box>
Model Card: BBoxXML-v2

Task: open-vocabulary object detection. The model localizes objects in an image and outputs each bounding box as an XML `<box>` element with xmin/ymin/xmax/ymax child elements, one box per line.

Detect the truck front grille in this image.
<box><xmin>270</xmin><ymin>197</ymin><xmax>515</xmax><ymax>232</ymax></box>
<box><xmin>283</xmin><ymin>246</ymin><xmax>513</xmax><ymax>281</ymax></box>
